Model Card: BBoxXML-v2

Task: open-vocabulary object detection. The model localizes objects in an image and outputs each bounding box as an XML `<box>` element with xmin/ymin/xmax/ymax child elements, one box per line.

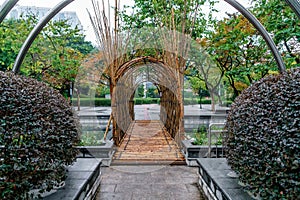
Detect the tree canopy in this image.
<box><xmin>119</xmin><ymin>0</ymin><xmax>299</xmax><ymax>101</ymax></box>
<box><xmin>0</xmin><ymin>13</ymin><xmax>95</xmax><ymax>97</ymax></box>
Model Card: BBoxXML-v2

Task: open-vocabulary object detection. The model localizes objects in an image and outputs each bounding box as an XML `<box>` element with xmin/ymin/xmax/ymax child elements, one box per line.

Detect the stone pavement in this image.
<box><xmin>96</xmin><ymin>165</ymin><xmax>207</xmax><ymax>200</ymax></box>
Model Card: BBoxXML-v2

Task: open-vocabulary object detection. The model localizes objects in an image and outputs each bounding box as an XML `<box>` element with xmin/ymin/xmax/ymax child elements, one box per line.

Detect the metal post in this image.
<box><xmin>12</xmin><ymin>0</ymin><xmax>74</xmax><ymax>74</ymax></box>
<box><xmin>199</xmin><ymin>87</ymin><xmax>202</xmax><ymax>109</ymax></box>
<box><xmin>0</xmin><ymin>0</ymin><xmax>19</xmax><ymax>23</ymax></box>
<box><xmin>224</xmin><ymin>0</ymin><xmax>286</xmax><ymax>74</ymax></box>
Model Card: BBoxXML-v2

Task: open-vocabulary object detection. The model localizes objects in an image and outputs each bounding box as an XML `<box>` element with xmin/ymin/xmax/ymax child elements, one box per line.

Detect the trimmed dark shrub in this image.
<box><xmin>226</xmin><ymin>68</ymin><xmax>300</xmax><ymax>199</ymax></box>
<box><xmin>0</xmin><ymin>72</ymin><xmax>80</xmax><ymax>199</ymax></box>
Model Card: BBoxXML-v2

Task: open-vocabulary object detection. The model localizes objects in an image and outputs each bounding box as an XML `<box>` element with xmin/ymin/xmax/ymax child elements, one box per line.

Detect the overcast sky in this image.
<box><xmin>0</xmin><ymin>0</ymin><xmax>251</xmax><ymax>44</ymax></box>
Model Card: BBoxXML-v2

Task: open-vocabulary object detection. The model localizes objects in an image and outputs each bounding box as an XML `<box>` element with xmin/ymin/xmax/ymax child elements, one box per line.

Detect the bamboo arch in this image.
<box><xmin>111</xmin><ymin>56</ymin><xmax>184</xmax><ymax>146</ymax></box>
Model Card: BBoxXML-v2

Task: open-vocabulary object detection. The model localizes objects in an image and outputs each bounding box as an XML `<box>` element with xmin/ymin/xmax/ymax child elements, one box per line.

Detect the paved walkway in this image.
<box><xmin>96</xmin><ymin>165</ymin><xmax>206</xmax><ymax>200</ymax></box>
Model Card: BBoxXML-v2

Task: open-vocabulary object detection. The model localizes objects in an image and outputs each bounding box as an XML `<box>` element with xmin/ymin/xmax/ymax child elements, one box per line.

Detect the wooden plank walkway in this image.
<box><xmin>112</xmin><ymin>120</ymin><xmax>184</xmax><ymax>164</ymax></box>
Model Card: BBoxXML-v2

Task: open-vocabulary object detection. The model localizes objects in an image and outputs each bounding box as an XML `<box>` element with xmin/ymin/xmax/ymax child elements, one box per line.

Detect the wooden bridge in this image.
<box><xmin>112</xmin><ymin>120</ymin><xmax>184</xmax><ymax>164</ymax></box>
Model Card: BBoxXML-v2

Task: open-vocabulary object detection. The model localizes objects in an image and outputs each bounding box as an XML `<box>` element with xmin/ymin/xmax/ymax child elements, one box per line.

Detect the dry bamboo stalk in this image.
<box><xmin>88</xmin><ymin>0</ymin><xmax>192</xmax><ymax>145</ymax></box>
<box><xmin>103</xmin><ymin>113</ymin><xmax>113</xmax><ymax>140</ymax></box>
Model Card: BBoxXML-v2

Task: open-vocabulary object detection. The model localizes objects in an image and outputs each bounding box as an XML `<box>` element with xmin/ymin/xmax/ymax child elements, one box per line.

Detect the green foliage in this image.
<box><xmin>79</xmin><ymin>131</ymin><xmax>104</xmax><ymax>146</ymax></box>
<box><xmin>95</xmin><ymin>85</ymin><xmax>110</xmax><ymax>98</ymax></box>
<box><xmin>192</xmin><ymin>126</ymin><xmax>223</xmax><ymax>145</ymax></box>
<box><xmin>72</xmin><ymin>97</ymin><xmax>161</xmax><ymax>107</ymax></box>
<box><xmin>134</xmin><ymin>98</ymin><xmax>160</xmax><ymax>104</ymax></box>
<box><xmin>0</xmin><ymin>17</ymin><xmax>36</xmax><ymax>72</ymax></box>
<box><xmin>0</xmin><ymin>72</ymin><xmax>80</xmax><ymax>199</ymax></box>
<box><xmin>135</xmin><ymin>85</ymin><xmax>145</xmax><ymax>98</ymax></box>
<box><xmin>120</xmin><ymin>0</ymin><xmax>215</xmax><ymax>32</ymax></box>
<box><xmin>146</xmin><ymin>86</ymin><xmax>159</xmax><ymax>98</ymax></box>
<box><xmin>183</xmin><ymin>98</ymin><xmax>211</xmax><ymax>105</ymax></box>
<box><xmin>226</xmin><ymin>68</ymin><xmax>300</xmax><ymax>199</ymax></box>
<box><xmin>72</xmin><ymin>98</ymin><xmax>112</xmax><ymax>107</ymax></box>
<box><xmin>73</xmin><ymin>97</ymin><xmax>214</xmax><ymax>106</ymax></box>
<box><xmin>253</xmin><ymin>0</ymin><xmax>300</xmax><ymax>67</ymax></box>
<box><xmin>192</xmin><ymin>126</ymin><xmax>208</xmax><ymax>145</ymax></box>
<box><xmin>119</xmin><ymin>0</ymin><xmax>217</xmax><ymax>59</ymax></box>
<box><xmin>0</xmin><ymin>14</ymin><xmax>95</xmax><ymax>97</ymax></box>
<box><xmin>204</xmin><ymin>13</ymin><xmax>277</xmax><ymax>100</ymax></box>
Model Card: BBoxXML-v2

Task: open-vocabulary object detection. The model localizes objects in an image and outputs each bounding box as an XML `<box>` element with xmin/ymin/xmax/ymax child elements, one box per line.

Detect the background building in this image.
<box><xmin>6</xmin><ymin>5</ymin><xmax>82</xmax><ymax>30</ymax></box>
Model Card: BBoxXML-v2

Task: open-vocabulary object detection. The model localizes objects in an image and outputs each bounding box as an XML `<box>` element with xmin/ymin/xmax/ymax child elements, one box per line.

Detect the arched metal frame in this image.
<box><xmin>11</xmin><ymin>0</ymin><xmax>74</xmax><ymax>73</ymax></box>
<box><xmin>0</xmin><ymin>0</ymin><xmax>297</xmax><ymax>74</ymax></box>
<box><xmin>0</xmin><ymin>0</ymin><xmax>18</xmax><ymax>23</ymax></box>
<box><xmin>224</xmin><ymin>0</ymin><xmax>286</xmax><ymax>73</ymax></box>
<box><xmin>284</xmin><ymin>0</ymin><xmax>300</xmax><ymax>18</ymax></box>
<box><xmin>0</xmin><ymin>2</ymin><xmax>297</xmax><ymax>99</ymax></box>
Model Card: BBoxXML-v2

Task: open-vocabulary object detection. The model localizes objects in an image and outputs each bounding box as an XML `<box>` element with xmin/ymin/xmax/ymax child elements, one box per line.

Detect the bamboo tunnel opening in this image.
<box><xmin>112</xmin><ymin>57</ymin><xmax>184</xmax><ymax>146</ymax></box>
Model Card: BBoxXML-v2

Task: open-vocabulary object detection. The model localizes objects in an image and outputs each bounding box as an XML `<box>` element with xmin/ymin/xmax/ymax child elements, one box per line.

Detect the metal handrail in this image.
<box><xmin>208</xmin><ymin>122</ymin><xmax>227</xmax><ymax>158</ymax></box>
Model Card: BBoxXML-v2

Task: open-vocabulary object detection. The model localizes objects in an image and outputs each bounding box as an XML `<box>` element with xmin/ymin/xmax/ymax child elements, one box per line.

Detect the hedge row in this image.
<box><xmin>72</xmin><ymin>98</ymin><xmax>159</xmax><ymax>106</ymax></box>
<box><xmin>183</xmin><ymin>98</ymin><xmax>211</xmax><ymax>105</ymax></box>
<box><xmin>72</xmin><ymin>98</ymin><xmax>217</xmax><ymax>107</ymax></box>
<box><xmin>134</xmin><ymin>98</ymin><xmax>160</xmax><ymax>104</ymax></box>
<box><xmin>72</xmin><ymin>98</ymin><xmax>111</xmax><ymax>107</ymax></box>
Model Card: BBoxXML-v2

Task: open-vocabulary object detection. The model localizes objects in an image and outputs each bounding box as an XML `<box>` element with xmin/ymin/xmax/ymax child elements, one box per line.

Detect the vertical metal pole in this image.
<box><xmin>0</xmin><ymin>0</ymin><xmax>19</xmax><ymax>23</ymax></box>
<box><xmin>224</xmin><ymin>0</ymin><xmax>286</xmax><ymax>73</ymax></box>
<box><xmin>12</xmin><ymin>0</ymin><xmax>74</xmax><ymax>74</ymax></box>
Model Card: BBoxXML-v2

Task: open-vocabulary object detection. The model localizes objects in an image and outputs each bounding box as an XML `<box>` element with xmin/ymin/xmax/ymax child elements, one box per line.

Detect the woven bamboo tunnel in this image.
<box><xmin>111</xmin><ymin>57</ymin><xmax>184</xmax><ymax>146</ymax></box>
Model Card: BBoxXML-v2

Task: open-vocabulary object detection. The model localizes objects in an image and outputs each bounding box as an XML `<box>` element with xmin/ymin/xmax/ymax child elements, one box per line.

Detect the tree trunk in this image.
<box><xmin>211</xmin><ymin>93</ymin><xmax>216</xmax><ymax>112</ymax></box>
<box><xmin>76</xmin><ymin>88</ymin><xmax>80</xmax><ymax>111</ymax></box>
<box><xmin>216</xmin><ymin>92</ymin><xmax>222</xmax><ymax>106</ymax></box>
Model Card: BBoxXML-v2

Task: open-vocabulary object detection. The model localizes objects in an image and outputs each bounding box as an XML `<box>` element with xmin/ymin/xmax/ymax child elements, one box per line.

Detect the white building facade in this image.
<box><xmin>7</xmin><ymin>5</ymin><xmax>82</xmax><ymax>30</ymax></box>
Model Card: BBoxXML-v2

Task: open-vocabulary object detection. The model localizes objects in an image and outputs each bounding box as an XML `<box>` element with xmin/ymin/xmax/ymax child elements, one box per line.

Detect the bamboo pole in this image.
<box><xmin>103</xmin><ymin>113</ymin><xmax>113</xmax><ymax>140</ymax></box>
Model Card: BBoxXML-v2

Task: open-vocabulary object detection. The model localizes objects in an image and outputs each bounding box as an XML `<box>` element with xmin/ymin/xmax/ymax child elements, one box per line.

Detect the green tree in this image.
<box><xmin>199</xmin><ymin>11</ymin><xmax>279</xmax><ymax>99</ymax></box>
<box><xmin>135</xmin><ymin>84</ymin><xmax>145</xmax><ymax>98</ymax></box>
<box><xmin>0</xmin><ymin>16</ymin><xmax>36</xmax><ymax>72</ymax></box>
<box><xmin>146</xmin><ymin>85</ymin><xmax>159</xmax><ymax>98</ymax></box>
<box><xmin>252</xmin><ymin>0</ymin><xmax>300</xmax><ymax>67</ymax></box>
<box><xmin>0</xmin><ymin>14</ymin><xmax>95</xmax><ymax>98</ymax></box>
<box><xmin>119</xmin><ymin>0</ymin><xmax>298</xmax><ymax>102</ymax></box>
<box><xmin>96</xmin><ymin>84</ymin><xmax>110</xmax><ymax>97</ymax></box>
<box><xmin>119</xmin><ymin>0</ymin><xmax>217</xmax><ymax>59</ymax></box>
<box><xmin>187</xmin><ymin>43</ymin><xmax>224</xmax><ymax>111</ymax></box>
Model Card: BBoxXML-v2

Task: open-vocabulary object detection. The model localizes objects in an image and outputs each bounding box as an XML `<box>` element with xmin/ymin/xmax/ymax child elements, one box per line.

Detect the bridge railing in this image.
<box><xmin>208</xmin><ymin>122</ymin><xmax>227</xmax><ymax>158</ymax></box>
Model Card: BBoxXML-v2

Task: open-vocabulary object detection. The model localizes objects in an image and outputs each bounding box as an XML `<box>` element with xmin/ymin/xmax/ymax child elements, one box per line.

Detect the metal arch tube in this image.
<box><xmin>284</xmin><ymin>0</ymin><xmax>300</xmax><ymax>19</ymax></box>
<box><xmin>12</xmin><ymin>0</ymin><xmax>74</xmax><ymax>74</ymax></box>
<box><xmin>224</xmin><ymin>0</ymin><xmax>286</xmax><ymax>73</ymax></box>
<box><xmin>0</xmin><ymin>0</ymin><xmax>19</xmax><ymax>23</ymax></box>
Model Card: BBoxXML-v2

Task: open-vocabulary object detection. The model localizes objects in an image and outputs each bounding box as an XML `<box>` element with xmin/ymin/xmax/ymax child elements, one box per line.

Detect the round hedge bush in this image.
<box><xmin>226</xmin><ymin>68</ymin><xmax>300</xmax><ymax>199</ymax></box>
<box><xmin>0</xmin><ymin>72</ymin><xmax>80</xmax><ymax>199</ymax></box>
